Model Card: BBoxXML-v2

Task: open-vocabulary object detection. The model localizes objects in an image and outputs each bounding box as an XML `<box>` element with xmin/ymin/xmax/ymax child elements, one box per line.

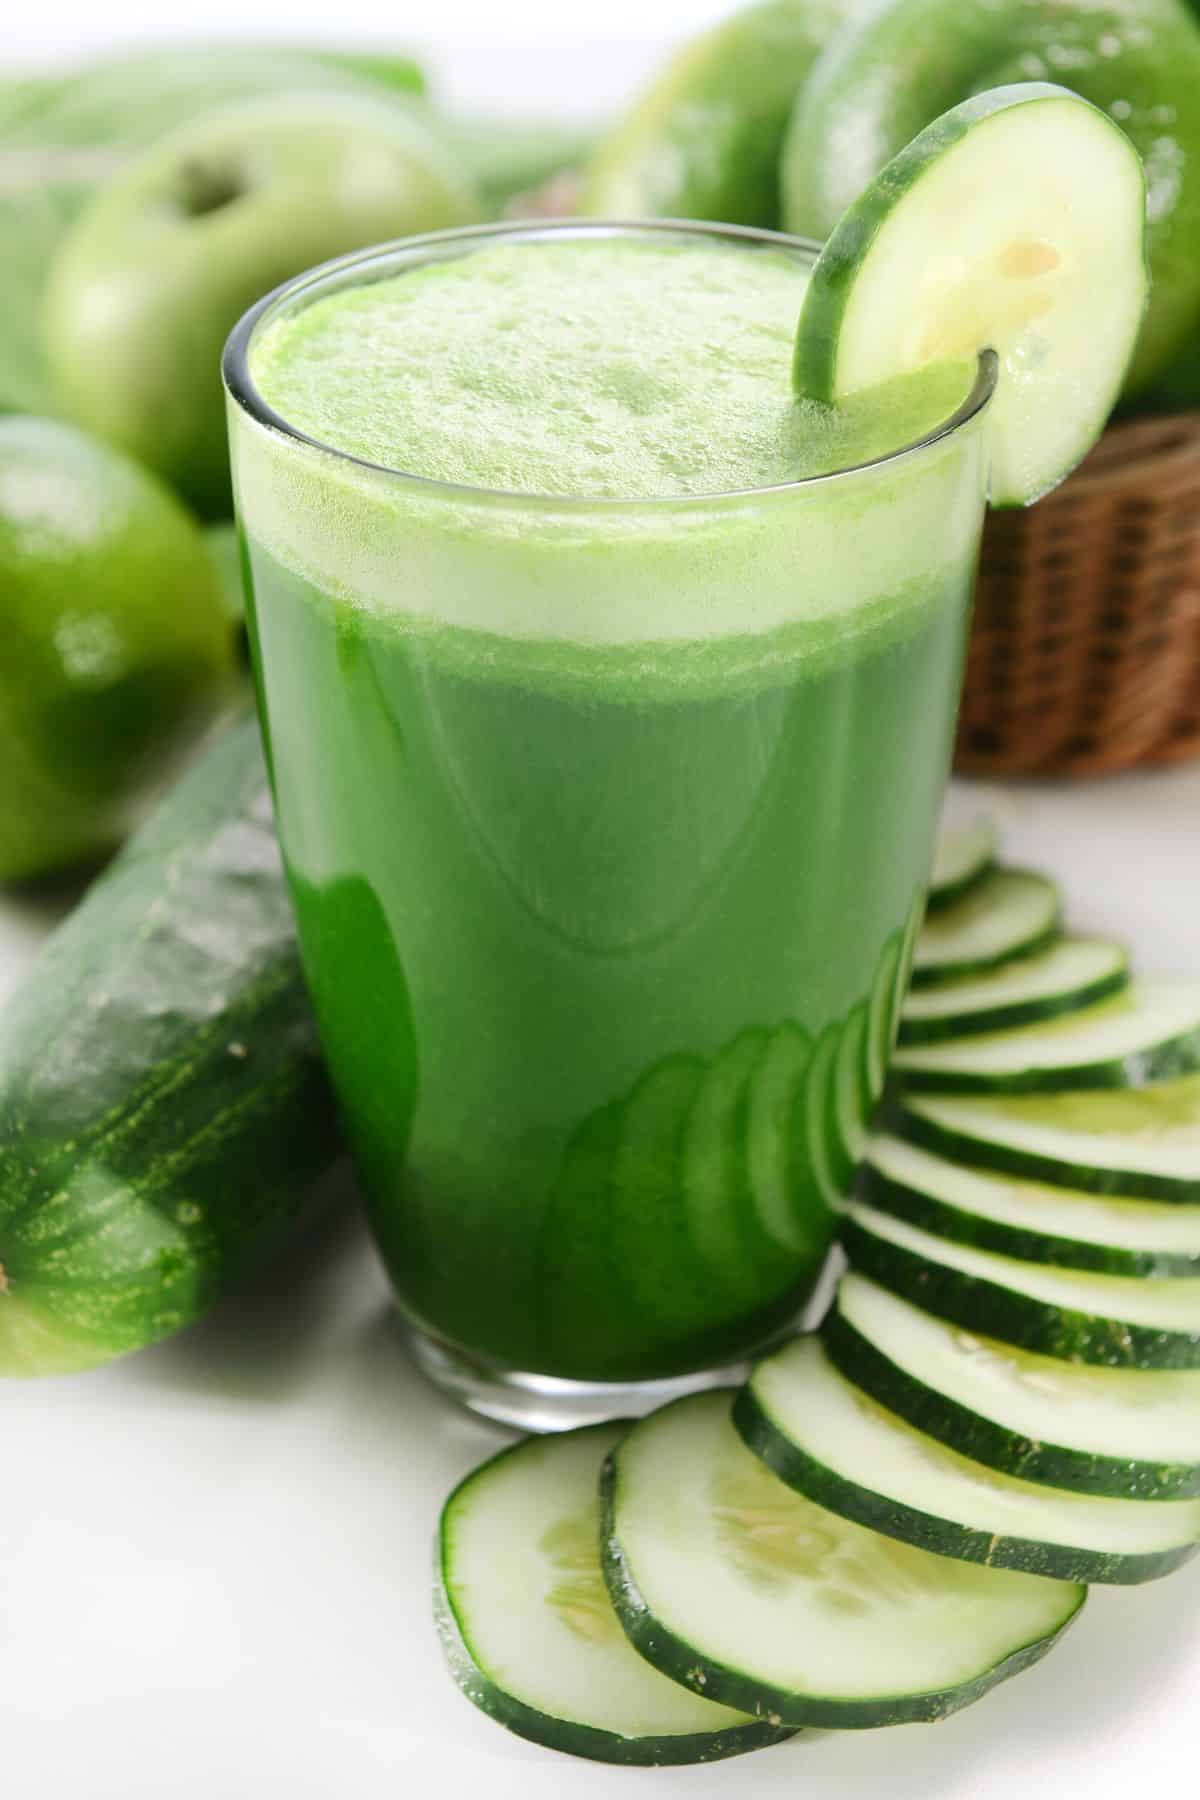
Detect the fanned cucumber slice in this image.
<box><xmin>792</xmin><ymin>84</ymin><xmax>1148</xmax><ymax>505</ymax></box>
<box><xmin>841</xmin><ymin>1200</ymin><xmax>1200</xmax><ymax>1369</ymax></box>
<box><xmin>894</xmin><ymin>983</ymin><xmax>1200</xmax><ymax>1094</ymax></box>
<box><xmin>745</xmin><ymin>1023</ymin><xmax>816</xmax><ymax>1255</ymax></box>
<box><xmin>900</xmin><ymin>939</ymin><xmax>1129</xmax><ymax>1045</ymax></box>
<box><xmin>928</xmin><ymin>816</ymin><xmax>996</xmax><ymax>911</ymax></box>
<box><xmin>913</xmin><ymin>869</ymin><xmax>1061</xmax><ymax>987</ymax></box>
<box><xmin>864</xmin><ymin>929</ymin><xmax>904</xmax><ymax>1105</ymax></box>
<box><xmin>861</xmin><ymin>1133</ymin><xmax>1200</xmax><ymax>1277</ymax></box>
<box><xmin>685</xmin><ymin>1031</ymin><xmax>769</xmax><ymax>1285</ymax></box>
<box><xmin>736</xmin><ymin>1337</ymin><xmax>1200</xmax><ymax>1583</ymax></box>
<box><xmin>601</xmin><ymin>1389</ymin><xmax>1083</xmax><ymax>1727</ymax></box>
<box><xmin>824</xmin><ymin>1272</ymin><xmax>1200</xmax><ymax>1500</ymax></box>
<box><xmin>896</xmin><ymin>1079</ymin><xmax>1200</xmax><ymax>1202</ymax></box>
<box><xmin>830</xmin><ymin>1002</ymin><xmax>871</xmax><ymax>1185</ymax></box>
<box><xmin>437</xmin><ymin>1423</ymin><xmax>794</xmax><ymax>1765</ymax></box>
<box><xmin>801</xmin><ymin>1024</ymin><xmax>846</xmax><ymax>1211</ymax></box>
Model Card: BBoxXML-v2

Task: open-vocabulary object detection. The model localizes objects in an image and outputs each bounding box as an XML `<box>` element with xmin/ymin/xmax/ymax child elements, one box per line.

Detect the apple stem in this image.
<box><xmin>177</xmin><ymin>159</ymin><xmax>244</xmax><ymax>218</ymax></box>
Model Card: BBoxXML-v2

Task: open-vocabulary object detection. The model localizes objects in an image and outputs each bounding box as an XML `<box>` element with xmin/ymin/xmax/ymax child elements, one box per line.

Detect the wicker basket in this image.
<box><xmin>957</xmin><ymin>410</ymin><xmax>1200</xmax><ymax>778</ymax></box>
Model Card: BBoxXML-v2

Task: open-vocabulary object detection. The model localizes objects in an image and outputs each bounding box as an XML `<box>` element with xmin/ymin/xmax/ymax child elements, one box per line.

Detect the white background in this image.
<box><xmin>4</xmin><ymin>4</ymin><xmax>1200</xmax><ymax>1797</ymax></box>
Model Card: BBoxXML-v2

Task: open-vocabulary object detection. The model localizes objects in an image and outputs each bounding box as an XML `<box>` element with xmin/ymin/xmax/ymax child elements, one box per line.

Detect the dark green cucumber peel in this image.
<box><xmin>840</xmin><ymin>1217</ymin><xmax>1200</xmax><ymax>1371</ymax></box>
<box><xmin>857</xmin><ymin>1161</ymin><xmax>1200</xmax><ymax>1278</ymax></box>
<box><xmin>894</xmin><ymin>1093</ymin><xmax>1200</xmax><ymax>1204</ymax></box>
<box><xmin>821</xmin><ymin>1303</ymin><xmax>1200</xmax><ymax>1502</ymax></box>
<box><xmin>0</xmin><ymin>717</ymin><xmax>343</xmax><ymax>1373</ymax></box>
<box><xmin>731</xmin><ymin>1382</ymin><xmax>1198</xmax><ymax>1585</ymax></box>
<box><xmin>600</xmin><ymin>1440</ymin><xmax>1086</xmax><ymax>1719</ymax></box>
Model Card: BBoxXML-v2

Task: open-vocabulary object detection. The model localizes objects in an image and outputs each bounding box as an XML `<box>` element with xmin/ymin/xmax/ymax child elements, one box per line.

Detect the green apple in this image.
<box><xmin>781</xmin><ymin>0</ymin><xmax>1200</xmax><ymax>398</ymax></box>
<box><xmin>43</xmin><ymin>92</ymin><xmax>482</xmax><ymax>517</ymax></box>
<box><xmin>0</xmin><ymin>416</ymin><xmax>234</xmax><ymax>882</ymax></box>
<box><xmin>580</xmin><ymin>0</ymin><xmax>867</xmax><ymax>227</ymax></box>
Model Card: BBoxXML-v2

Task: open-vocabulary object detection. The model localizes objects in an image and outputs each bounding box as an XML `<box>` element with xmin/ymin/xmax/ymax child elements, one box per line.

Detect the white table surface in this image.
<box><xmin>5</xmin><ymin>8</ymin><xmax>1200</xmax><ymax>1795</ymax></box>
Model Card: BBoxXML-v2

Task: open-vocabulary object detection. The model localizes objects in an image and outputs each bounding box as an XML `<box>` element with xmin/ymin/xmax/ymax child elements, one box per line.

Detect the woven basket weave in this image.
<box><xmin>957</xmin><ymin>410</ymin><xmax>1200</xmax><ymax>778</ymax></box>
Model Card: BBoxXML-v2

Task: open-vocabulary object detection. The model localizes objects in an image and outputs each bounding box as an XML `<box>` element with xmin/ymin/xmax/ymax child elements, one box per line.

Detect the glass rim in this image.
<box><xmin>223</xmin><ymin>217</ymin><xmax>998</xmax><ymax>511</ymax></box>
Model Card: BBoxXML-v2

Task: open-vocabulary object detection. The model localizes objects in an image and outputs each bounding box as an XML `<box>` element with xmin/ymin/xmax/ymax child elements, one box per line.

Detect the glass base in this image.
<box><xmin>404</xmin><ymin>1322</ymin><xmax>757</xmax><ymax>1433</ymax></box>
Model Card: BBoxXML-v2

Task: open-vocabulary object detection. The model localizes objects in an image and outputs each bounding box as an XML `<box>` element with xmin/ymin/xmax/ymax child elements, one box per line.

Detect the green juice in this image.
<box><xmin>229</xmin><ymin>227</ymin><xmax>989</xmax><ymax>1398</ymax></box>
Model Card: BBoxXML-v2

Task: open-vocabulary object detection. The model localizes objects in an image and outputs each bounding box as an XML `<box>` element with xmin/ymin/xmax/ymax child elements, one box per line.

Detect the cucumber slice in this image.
<box><xmin>897</xmin><ymin>1080</ymin><xmax>1200</xmax><ymax>1202</ymax></box>
<box><xmin>928</xmin><ymin>815</ymin><xmax>996</xmax><ymax>911</ymax></box>
<box><xmin>437</xmin><ymin>1423</ymin><xmax>794</xmax><ymax>1765</ymax></box>
<box><xmin>900</xmin><ymin>939</ymin><xmax>1130</xmax><ymax>1045</ymax></box>
<box><xmin>864</xmin><ymin>928</ymin><xmax>903</xmax><ymax>1106</ymax></box>
<box><xmin>601</xmin><ymin>1388</ymin><xmax>1084</xmax><ymax>1727</ymax></box>
<box><xmin>800</xmin><ymin>1023</ymin><xmax>846</xmax><ymax>1212</ymax></box>
<box><xmin>745</xmin><ymin>1023</ymin><xmax>817</xmax><ymax>1255</ymax></box>
<box><xmin>841</xmin><ymin>1200</ymin><xmax>1200</xmax><ymax>1369</ymax></box>
<box><xmin>824</xmin><ymin>1271</ymin><xmax>1200</xmax><ymax>1500</ymax></box>
<box><xmin>912</xmin><ymin>869</ymin><xmax>1061</xmax><ymax>987</ymax></box>
<box><xmin>894</xmin><ymin>983</ymin><xmax>1200</xmax><ymax>1094</ymax></box>
<box><xmin>736</xmin><ymin>1336</ymin><xmax>1200</xmax><ymax>1583</ymax></box>
<box><xmin>685</xmin><ymin>1030</ymin><xmax>769</xmax><ymax>1287</ymax></box>
<box><xmin>861</xmin><ymin>1133</ymin><xmax>1200</xmax><ymax>1277</ymax></box>
<box><xmin>792</xmin><ymin>84</ymin><xmax>1148</xmax><ymax>506</ymax></box>
<box><xmin>830</xmin><ymin>1002</ymin><xmax>871</xmax><ymax>1185</ymax></box>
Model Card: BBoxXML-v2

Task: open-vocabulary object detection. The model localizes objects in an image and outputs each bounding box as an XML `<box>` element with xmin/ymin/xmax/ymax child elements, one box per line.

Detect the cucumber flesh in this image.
<box><xmin>913</xmin><ymin>869</ymin><xmax>1060</xmax><ymax>986</ymax></box>
<box><xmin>900</xmin><ymin>938</ymin><xmax>1129</xmax><ymax>1044</ymax></box>
<box><xmin>897</xmin><ymin>1080</ymin><xmax>1200</xmax><ymax>1201</ymax></box>
<box><xmin>737</xmin><ymin>1336</ymin><xmax>1200</xmax><ymax>1583</ymax></box>
<box><xmin>792</xmin><ymin>85</ymin><xmax>1148</xmax><ymax>505</ymax></box>
<box><xmin>437</xmin><ymin>1423</ymin><xmax>793</xmax><ymax>1765</ymax></box>
<box><xmin>841</xmin><ymin>1199</ymin><xmax>1200</xmax><ymax>1369</ymax></box>
<box><xmin>894</xmin><ymin>983</ymin><xmax>1200</xmax><ymax>1094</ymax></box>
<box><xmin>602</xmin><ymin>1388</ymin><xmax>1084</xmax><ymax>1727</ymax></box>
<box><xmin>929</xmin><ymin>815</ymin><xmax>996</xmax><ymax>910</ymax></box>
<box><xmin>862</xmin><ymin>1133</ymin><xmax>1200</xmax><ymax>1276</ymax></box>
<box><xmin>826</xmin><ymin>1271</ymin><xmax>1200</xmax><ymax>1500</ymax></box>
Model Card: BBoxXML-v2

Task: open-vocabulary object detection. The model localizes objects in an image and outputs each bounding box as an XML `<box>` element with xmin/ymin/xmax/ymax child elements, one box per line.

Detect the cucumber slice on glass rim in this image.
<box><xmin>840</xmin><ymin>1199</ymin><xmax>1200</xmax><ymax>1370</ymax></box>
<box><xmin>899</xmin><ymin>938</ymin><xmax>1130</xmax><ymax>1044</ymax></box>
<box><xmin>735</xmin><ymin>1335</ymin><xmax>1200</xmax><ymax>1584</ymax></box>
<box><xmin>860</xmin><ymin>1132</ymin><xmax>1200</xmax><ymax>1277</ymax></box>
<box><xmin>893</xmin><ymin>983</ymin><xmax>1200</xmax><ymax>1095</ymax></box>
<box><xmin>436</xmin><ymin>1422</ymin><xmax>795</xmax><ymax>1766</ymax></box>
<box><xmin>895</xmin><ymin>1079</ymin><xmax>1200</xmax><ymax>1202</ymax></box>
<box><xmin>824</xmin><ymin>1271</ymin><xmax>1200</xmax><ymax>1501</ymax></box>
<box><xmin>913</xmin><ymin>868</ymin><xmax>1061</xmax><ymax>987</ymax></box>
<box><xmin>601</xmin><ymin>1388</ymin><xmax>1084</xmax><ymax>1728</ymax></box>
<box><xmin>793</xmin><ymin>83</ymin><xmax>1148</xmax><ymax>506</ymax></box>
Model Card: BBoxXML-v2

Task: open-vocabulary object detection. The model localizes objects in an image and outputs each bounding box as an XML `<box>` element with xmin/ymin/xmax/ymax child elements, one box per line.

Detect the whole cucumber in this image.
<box><xmin>0</xmin><ymin>718</ymin><xmax>344</xmax><ymax>1375</ymax></box>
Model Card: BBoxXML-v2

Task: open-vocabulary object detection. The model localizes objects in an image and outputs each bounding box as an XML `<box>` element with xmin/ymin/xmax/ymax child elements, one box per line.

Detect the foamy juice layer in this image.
<box><xmin>233</xmin><ymin>232</ymin><xmax>987</xmax><ymax>681</ymax></box>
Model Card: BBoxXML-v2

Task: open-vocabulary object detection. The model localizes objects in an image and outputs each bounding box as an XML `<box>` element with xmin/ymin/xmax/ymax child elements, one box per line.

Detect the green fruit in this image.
<box><xmin>43</xmin><ymin>92</ymin><xmax>482</xmax><ymax>516</ymax></box>
<box><xmin>581</xmin><ymin>0</ymin><xmax>863</xmax><ymax>227</ymax></box>
<box><xmin>1138</xmin><ymin>331</ymin><xmax>1200</xmax><ymax>411</ymax></box>
<box><xmin>0</xmin><ymin>416</ymin><xmax>233</xmax><ymax>882</ymax></box>
<box><xmin>782</xmin><ymin>0</ymin><xmax>1200</xmax><ymax>397</ymax></box>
